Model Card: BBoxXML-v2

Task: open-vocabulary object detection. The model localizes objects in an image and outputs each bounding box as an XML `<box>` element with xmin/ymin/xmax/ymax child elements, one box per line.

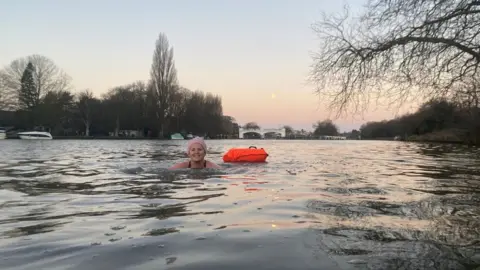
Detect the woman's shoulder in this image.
<box><xmin>206</xmin><ymin>160</ymin><xmax>221</xmax><ymax>169</ymax></box>
<box><xmin>169</xmin><ymin>161</ymin><xmax>189</xmax><ymax>169</ymax></box>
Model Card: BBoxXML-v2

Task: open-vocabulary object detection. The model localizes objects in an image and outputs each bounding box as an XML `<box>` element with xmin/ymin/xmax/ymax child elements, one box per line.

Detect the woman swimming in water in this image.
<box><xmin>169</xmin><ymin>137</ymin><xmax>221</xmax><ymax>169</ymax></box>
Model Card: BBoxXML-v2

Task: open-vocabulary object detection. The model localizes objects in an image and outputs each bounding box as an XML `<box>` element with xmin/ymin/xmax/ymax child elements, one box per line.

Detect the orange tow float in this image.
<box><xmin>222</xmin><ymin>146</ymin><xmax>269</xmax><ymax>163</ymax></box>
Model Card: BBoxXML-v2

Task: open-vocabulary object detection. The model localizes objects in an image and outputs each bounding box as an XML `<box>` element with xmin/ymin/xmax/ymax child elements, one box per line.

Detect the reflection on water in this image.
<box><xmin>0</xmin><ymin>140</ymin><xmax>479</xmax><ymax>270</ymax></box>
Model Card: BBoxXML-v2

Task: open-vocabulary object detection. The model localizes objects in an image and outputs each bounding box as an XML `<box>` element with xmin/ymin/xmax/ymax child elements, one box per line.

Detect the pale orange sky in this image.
<box><xmin>1</xmin><ymin>0</ymin><xmax>423</xmax><ymax>132</ymax></box>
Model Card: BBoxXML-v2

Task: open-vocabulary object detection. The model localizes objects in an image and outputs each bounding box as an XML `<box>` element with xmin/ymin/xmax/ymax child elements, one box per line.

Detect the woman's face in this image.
<box><xmin>188</xmin><ymin>143</ymin><xmax>206</xmax><ymax>162</ymax></box>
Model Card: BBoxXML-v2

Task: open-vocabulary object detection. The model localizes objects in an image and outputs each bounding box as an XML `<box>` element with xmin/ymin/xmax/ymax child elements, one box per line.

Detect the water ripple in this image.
<box><xmin>0</xmin><ymin>140</ymin><xmax>479</xmax><ymax>269</ymax></box>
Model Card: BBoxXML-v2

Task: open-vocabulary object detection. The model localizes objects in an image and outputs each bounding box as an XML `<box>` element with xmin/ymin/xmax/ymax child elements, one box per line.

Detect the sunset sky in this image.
<box><xmin>1</xmin><ymin>0</ymin><xmax>420</xmax><ymax>132</ymax></box>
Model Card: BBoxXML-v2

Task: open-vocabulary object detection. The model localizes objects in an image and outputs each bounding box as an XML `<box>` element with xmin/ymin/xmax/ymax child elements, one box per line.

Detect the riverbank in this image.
<box><xmin>52</xmin><ymin>136</ymin><xmax>166</xmax><ymax>140</ymax></box>
<box><xmin>2</xmin><ymin>136</ymin><xmax>358</xmax><ymax>141</ymax></box>
<box><xmin>3</xmin><ymin>136</ymin><xmax>162</xmax><ymax>140</ymax></box>
<box><xmin>3</xmin><ymin>133</ymin><xmax>476</xmax><ymax>145</ymax></box>
<box><xmin>406</xmin><ymin>128</ymin><xmax>477</xmax><ymax>145</ymax></box>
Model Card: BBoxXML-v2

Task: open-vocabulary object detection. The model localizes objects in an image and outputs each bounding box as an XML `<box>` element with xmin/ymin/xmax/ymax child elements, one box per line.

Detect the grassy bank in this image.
<box><xmin>54</xmin><ymin>136</ymin><xmax>164</xmax><ymax>140</ymax></box>
<box><xmin>5</xmin><ymin>136</ymin><xmax>358</xmax><ymax>141</ymax></box>
<box><xmin>6</xmin><ymin>136</ymin><xmax>241</xmax><ymax>140</ymax></box>
<box><xmin>406</xmin><ymin>128</ymin><xmax>474</xmax><ymax>145</ymax></box>
<box><xmin>5</xmin><ymin>136</ymin><xmax>167</xmax><ymax>140</ymax></box>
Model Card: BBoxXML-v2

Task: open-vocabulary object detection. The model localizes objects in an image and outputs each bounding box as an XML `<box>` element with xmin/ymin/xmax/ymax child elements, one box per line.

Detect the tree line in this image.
<box><xmin>360</xmin><ymin>98</ymin><xmax>480</xmax><ymax>144</ymax></box>
<box><xmin>0</xmin><ymin>33</ymin><xmax>238</xmax><ymax>138</ymax></box>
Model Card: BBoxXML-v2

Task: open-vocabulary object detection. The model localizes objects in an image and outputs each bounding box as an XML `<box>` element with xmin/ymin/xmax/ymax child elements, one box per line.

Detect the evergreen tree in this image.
<box><xmin>19</xmin><ymin>62</ymin><xmax>37</xmax><ymax>110</ymax></box>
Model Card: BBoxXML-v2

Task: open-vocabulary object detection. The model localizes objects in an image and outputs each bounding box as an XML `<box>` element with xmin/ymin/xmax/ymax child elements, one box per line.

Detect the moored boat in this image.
<box><xmin>0</xmin><ymin>128</ymin><xmax>6</xmax><ymax>140</ymax></box>
<box><xmin>170</xmin><ymin>133</ymin><xmax>184</xmax><ymax>140</ymax></box>
<box><xmin>17</xmin><ymin>131</ymin><xmax>53</xmax><ymax>140</ymax></box>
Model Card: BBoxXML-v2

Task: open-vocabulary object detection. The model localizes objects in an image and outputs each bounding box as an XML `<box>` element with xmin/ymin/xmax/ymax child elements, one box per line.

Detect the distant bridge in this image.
<box><xmin>239</xmin><ymin>127</ymin><xmax>286</xmax><ymax>139</ymax></box>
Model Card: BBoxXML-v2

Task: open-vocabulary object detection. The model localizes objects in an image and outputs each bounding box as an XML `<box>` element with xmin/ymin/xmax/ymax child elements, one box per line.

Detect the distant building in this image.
<box><xmin>109</xmin><ymin>130</ymin><xmax>144</xmax><ymax>137</ymax></box>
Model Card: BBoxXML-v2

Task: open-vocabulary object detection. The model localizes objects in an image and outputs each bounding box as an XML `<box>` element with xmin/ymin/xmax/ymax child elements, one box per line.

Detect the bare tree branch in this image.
<box><xmin>0</xmin><ymin>72</ymin><xmax>17</xmax><ymax>110</ymax></box>
<box><xmin>309</xmin><ymin>0</ymin><xmax>480</xmax><ymax>117</ymax></box>
<box><xmin>243</xmin><ymin>122</ymin><xmax>261</xmax><ymax>130</ymax></box>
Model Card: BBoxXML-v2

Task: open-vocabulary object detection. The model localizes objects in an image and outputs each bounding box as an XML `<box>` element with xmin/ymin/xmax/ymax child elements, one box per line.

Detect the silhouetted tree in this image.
<box><xmin>169</xmin><ymin>86</ymin><xmax>189</xmax><ymax>133</ymax></box>
<box><xmin>283</xmin><ymin>125</ymin><xmax>294</xmax><ymax>137</ymax></box>
<box><xmin>313</xmin><ymin>119</ymin><xmax>339</xmax><ymax>136</ymax></box>
<box><xmin>222</xmin><ymin>116</ymin><xmax>238</xmax><ymax>137</ymax></box>
<box><xmin>149</xmin><ymin>32</ymin><xmax>178</xmax><ymax>138</ymax></box>
<box><xmin>37</xmin><ymin>90</ymin><xmax>75</xmax><ymax>133</ymax></box>
<box><xmin>19</xmin><ymin>62</ymin><xmax>37</xmax><ymax>111</ymax></box>
<box><xmin>310</xmin><ymin>0</ymin><xmax>480</xmax><ymax>116</ymax></box>
<box><xmin>76</xmin><ymin>89</ymin><xmax>97</xmax><ymax>136</ymax></box>
<box><xmin>348</xmin><ymin>129</ymin><xmax>360</xmax><ymax>139</ymax></box>
<box><xmin>244</xmin><ymin>122</ymin><xmax>260</xmax><ymax>130</ymax></box>
<box><xmin>102</xmin><ymin>83</ymin><xmax>149</xmax><ymax>136</ymax></box>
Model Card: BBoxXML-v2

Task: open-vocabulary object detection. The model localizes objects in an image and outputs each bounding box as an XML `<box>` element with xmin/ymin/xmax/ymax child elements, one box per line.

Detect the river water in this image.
<box><xmin>0</xmin><ymin>139</ymin><xmax>479</xmax><ymax>270</ymax></box>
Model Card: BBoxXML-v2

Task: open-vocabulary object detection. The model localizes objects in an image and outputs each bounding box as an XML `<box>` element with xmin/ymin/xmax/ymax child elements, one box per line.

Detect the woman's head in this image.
<box><xmin>187</xmin><ymin>137</ymin><xmax>207</xmax><ymax>162</ymax></box>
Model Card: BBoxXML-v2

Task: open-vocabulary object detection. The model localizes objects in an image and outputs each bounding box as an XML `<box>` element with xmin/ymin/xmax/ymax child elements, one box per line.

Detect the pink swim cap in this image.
<box><xmin>187</xmin><ymin>137</ymin><xmax>207</xmax><ymax>154</ymax></box>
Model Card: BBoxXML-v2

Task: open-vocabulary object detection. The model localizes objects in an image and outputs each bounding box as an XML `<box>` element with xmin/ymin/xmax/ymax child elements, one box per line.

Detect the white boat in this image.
<box><xmin>17</xmin><ymin>131</ymin><xmax>53</xmax><ymax>140</ymax></box>
<box><xmin>170</xmin><ymin>133</ymin><xmax>184</xmax><ymax>140</ymax></box>
<box><xmin>0</xmin><ymin>128</ymin><xmax>6</xmax><ymax>140</ymax></box>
